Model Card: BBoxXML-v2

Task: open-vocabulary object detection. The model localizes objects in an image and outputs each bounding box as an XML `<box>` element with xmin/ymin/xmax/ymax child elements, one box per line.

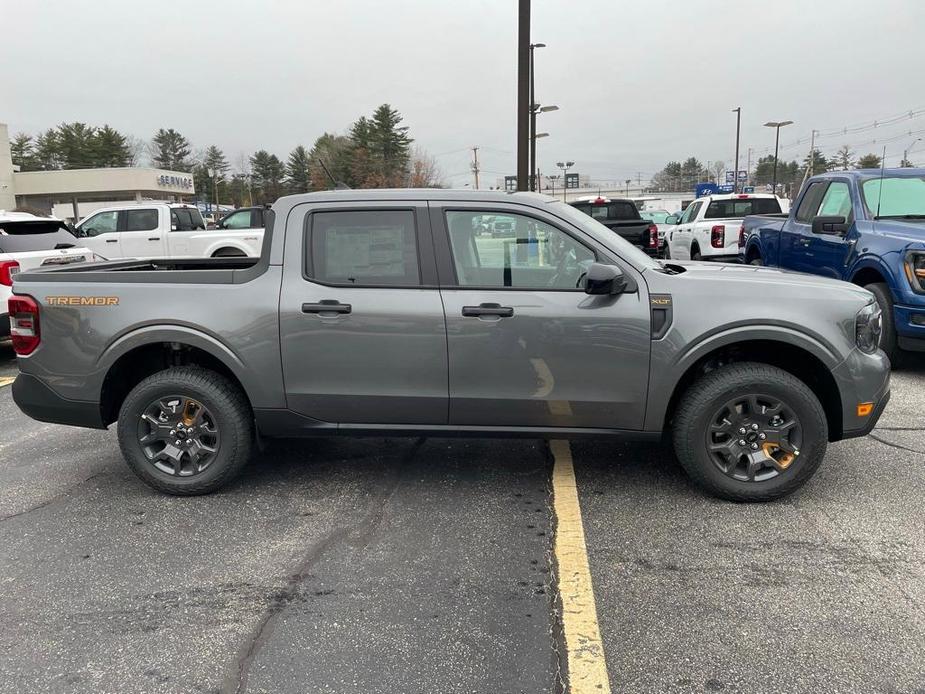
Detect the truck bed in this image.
<box><xmin>14</xmin><ymin>256</ymin><xmax>264</xmax><ymax>285</ymax></box>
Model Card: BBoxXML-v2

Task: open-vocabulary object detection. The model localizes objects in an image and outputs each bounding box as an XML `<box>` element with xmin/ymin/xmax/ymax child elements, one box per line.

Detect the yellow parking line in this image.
<box><xmin>0</xmin><ymin>376</ymin><xmax>14</xmax><ymax>388</ymax></box>
<box><xmin>550</xmin><ymin>439</ymin><xmax>612</xmax><ymax>694</ymax></box>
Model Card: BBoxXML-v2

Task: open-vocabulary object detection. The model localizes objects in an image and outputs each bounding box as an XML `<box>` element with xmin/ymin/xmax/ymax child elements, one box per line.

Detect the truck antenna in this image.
<box><xmin>875</xmin><ymin>145</ymin><xmax>887</xmax><ymax>218</ymax></box>
<box><xmin>317</xmin><ymin>158</ymin><xmax>350</xmax><ymax>190</ymax></box>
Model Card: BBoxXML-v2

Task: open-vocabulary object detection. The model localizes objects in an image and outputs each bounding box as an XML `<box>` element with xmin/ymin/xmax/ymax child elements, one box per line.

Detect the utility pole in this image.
<box><xmin>516</xmin><ymin>0</ymin><xmax>531</xmax><ymax>191</ymax></box>
<box><xmin>746</xmin><ymin>148</ymin><xmax>753</xmax><ymax>186</ymax></box>
<box><xmin>732</xmin><ymin>107</ymin><xmax>741</xmax><ymax>193</ymax></box>
<box><xmin>471</xmin><ymin>146</ymin><xmax>480</xmax><ymax>190</ymax></box>
<box><xmin>809</xmin><ymin>129</ymin><xmax>817</xmax><ymax>175</ymax></box>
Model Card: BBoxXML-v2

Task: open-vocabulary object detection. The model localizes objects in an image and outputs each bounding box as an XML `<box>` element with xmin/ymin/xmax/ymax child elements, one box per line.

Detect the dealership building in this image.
<box><xmin>1</xmin><ymin>122</ymin><xmax>195</xmax><ymax>222</ymax></box>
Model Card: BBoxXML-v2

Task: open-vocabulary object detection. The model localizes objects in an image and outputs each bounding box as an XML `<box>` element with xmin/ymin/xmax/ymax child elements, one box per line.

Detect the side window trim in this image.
<box><xmin>300</xmin><ymin>206</ymin><xmax>435</xmax><ymax>289</ymax></box>
<box><xmin>436</xmin><ymin>206</ymin><xmax>597</xmax><ymax>291</ymax></box>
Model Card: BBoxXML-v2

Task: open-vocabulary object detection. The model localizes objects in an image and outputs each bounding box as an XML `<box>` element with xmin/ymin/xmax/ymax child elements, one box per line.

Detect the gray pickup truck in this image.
<box><xmin>9</xmin><ymin>190</ymin><xmax>890</xmax><ymax>501</ymax></box>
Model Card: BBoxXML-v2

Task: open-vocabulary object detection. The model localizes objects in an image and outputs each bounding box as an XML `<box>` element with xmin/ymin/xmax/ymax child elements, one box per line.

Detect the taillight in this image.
<box><xmin>0</xmin><ymin>260</ymin><xmax>20</xmax><ymax>286</ymax></box>
<box><xmin>711</xmin><ymin>225</ymin><xmax>726</xmax><ymax>248</ymax></box>
<box><xmin>738</xmin><ymin>224</ymin><xmax>746</xmax><ymax>248</ymax></box>
<box><xmin>648</xmin><ymin>223</ymin><xmax>659</xmax><ymax>248</ymax></box>
<box><xmin>8</xmin><ymin>295</ymin><xmax>40</xmax><ymax>355</ymax></box>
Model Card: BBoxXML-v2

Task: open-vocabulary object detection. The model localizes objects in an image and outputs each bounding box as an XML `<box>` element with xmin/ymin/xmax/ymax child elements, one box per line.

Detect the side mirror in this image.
<box><xmin>811</xmin><ymin>215</ymin><xmax>848</xmax><ymax>235</ymax></box>
<box><xmin>665</xmin><ymin>215</ymin><xmax>679</xmax><ymax>225</ymax></box>
<box><xmin>171</xmin><ymin>224</ymin><xmax>179</xmax><ymax>232</ymax></box>
<box><xmin>582</xmin><ymin>262</ymin><xmax>627</xmax><ymax>295</ymax></box>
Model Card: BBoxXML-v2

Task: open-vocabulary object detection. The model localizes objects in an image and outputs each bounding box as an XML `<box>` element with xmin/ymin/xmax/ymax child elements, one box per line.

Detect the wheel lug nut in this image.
<box><xmin>751</xmin><ymin>443</ymin><xmax>759</xmax><ymax>450</ymax></box>
<box><xmin>170</xmin><ymin>430</ymin><xmax>175</xmax><ymax>436</ymax></box>
<box><xmin>738</xmin><ymin>439</ymin><xmax>747</xmax><ymax>446</ymax></box>
<box><xmin>759</xmin><ymin>433</ymin><xmax>766</xmax><ymax>440</ymax></box>
<box><xmin>751</xmin><ymin>423</ymin><xmax>759</xmax><ymax>430</ymax></box>
<box><xmin>738</xmin><ymin>427</ymin><xmax>746</xmax><ymax>435</ymax></box>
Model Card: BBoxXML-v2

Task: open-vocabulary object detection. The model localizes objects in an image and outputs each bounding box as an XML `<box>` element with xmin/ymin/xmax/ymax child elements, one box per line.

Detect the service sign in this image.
<box><xmin>156</xmin><ymin>174</ymin><xmax>195</xmax><ymax>191</ymax></box>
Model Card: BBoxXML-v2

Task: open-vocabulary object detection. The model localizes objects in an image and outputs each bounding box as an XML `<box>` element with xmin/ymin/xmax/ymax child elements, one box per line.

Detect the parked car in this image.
<box><xmin>1</xmin><ymin>210</ymin><xmax>96</xmax><ymax>338</ymax></box>
<box><xmin>666</xmin><ymin>193</ymin><xmax>783</xmax><ymax>261</ymax></box>
<box><xmin>739</xmin><ymin>169</ymin><xmax>925</xmax><ymax>362</ymax></box>
<box><xmin>74</xmin><ymin>203</ymin><xmax>263</xmax><ymax>259</ymax></box>
<box><xmin>215</xmin><ymin>206</ymin><xmax>268</xmax><ymax>232</ymax></box>
<box><xmin>570</xmin><ymin>196</ymin><xmax>659</xmax><ymax>255</ymax></box>
<box><xmin>490</xmin><ymin>216</ymin><xmax>516</xmax><ymax>238</ymax></box>
<box><xmin>10</xmin><ymin>189</ymin><xmax>889</xmax><ymax>502</ymax></box>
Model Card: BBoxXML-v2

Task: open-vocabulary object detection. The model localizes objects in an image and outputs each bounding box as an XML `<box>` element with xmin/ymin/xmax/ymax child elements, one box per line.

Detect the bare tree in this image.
<box><xmin>408</xmin><ymin>147</ymin><xmax>446</xmax><ymax>188</ymax></box>
<box><xmin>125</xmin><ymin>134</ymin><xmax>148</xmax><ymax>166</ymax></box>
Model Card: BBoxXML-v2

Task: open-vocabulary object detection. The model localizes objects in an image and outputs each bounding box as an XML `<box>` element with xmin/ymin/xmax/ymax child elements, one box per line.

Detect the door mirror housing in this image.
<box><xmin>582</xmin><ymin>262</ymin><xmax>628</xmax><ymax>295</ymax></box>
<box><xmin>811</xmin><ymin>215</ymin><xmax>848</xmax><ymax>235</ymax></box>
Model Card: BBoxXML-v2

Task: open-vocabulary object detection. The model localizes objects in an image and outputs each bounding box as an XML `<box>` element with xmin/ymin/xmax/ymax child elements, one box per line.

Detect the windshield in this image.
<box><xmin>550</xmin><ymin>201</ymin><xmax>661</xmax><ymax>270</ymax></box>
<box><xmin>861</xmin><ymin>176</ymin><xmax>925</xmax><ymax>219</ymax></box>
<box><xmin>0</xmin><ymin>221</ymin><xmax>79</xmax><ymax>253</ymax></box>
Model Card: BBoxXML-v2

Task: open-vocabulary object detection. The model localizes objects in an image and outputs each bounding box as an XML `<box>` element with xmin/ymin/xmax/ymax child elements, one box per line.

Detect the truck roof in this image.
<box><xmin>0</xmin><ymin>210</ymin><xmax>61</xmax><ymax>223</ymax></box>
<box><xmin>274</xmin><ymin>188</ymin><xmax>556</xmax><ymax>208</ymax></box>
<box><xmin>700</xmin><ymin>193</ymin><xmax>779</xmax><ymax>201</ymax></box>
<box><xmin>808</xmin><ymin>167</ymin><xmax>925</xmax><ymax>181</ymax></box>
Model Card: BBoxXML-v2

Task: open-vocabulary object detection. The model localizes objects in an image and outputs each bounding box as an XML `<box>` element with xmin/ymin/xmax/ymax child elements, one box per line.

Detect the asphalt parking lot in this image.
<box><xmin>1</xmin><ymin>342</ymin><xmax>923</xmax><ymax>694</ymax></box>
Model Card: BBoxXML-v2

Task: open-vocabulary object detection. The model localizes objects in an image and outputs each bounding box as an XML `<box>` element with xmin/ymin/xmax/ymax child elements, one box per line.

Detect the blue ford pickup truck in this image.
<box><xmin>740</xmin><ymin>169</ymin><xmax>925</xmax><ymax>362</ymax></box>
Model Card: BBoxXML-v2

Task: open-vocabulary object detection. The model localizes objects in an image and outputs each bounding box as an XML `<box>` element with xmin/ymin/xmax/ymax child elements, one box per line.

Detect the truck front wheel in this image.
<box><xmin>672</xmin><ymin>362</ymin><xmax>828</xmax><ymax>502</ymax></box>
<box><xmin>117</xmin><ymin>367</ymin><xmax>254</xmax><ymax>495</ymax></box>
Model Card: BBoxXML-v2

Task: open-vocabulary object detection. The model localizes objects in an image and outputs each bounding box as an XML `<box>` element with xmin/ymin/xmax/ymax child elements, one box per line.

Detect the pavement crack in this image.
<box><xmin>222</xmin><ymin>437</ymin><xmax>425</xmax><ymax>694</ymax></box>
<box><xmin>0</xmin><ymin>473</ymin><xmax>106</xmax><ymax>522</ymax></box>
<box><xmin>869</xmin><ymin>433</ymin><xmax>925</xmax><ymax>455</ymax></box>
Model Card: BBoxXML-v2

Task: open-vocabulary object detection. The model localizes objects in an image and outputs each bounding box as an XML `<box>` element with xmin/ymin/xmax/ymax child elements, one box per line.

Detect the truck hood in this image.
<box><xmin>875</xmin><ymin>220</ymin><xmax>925</xmax><ymax>244</ymax></box>
<box><xmin>663</xmin><ymin>261</ymin><xmax>872</xmax><ymax>301</ymax></box>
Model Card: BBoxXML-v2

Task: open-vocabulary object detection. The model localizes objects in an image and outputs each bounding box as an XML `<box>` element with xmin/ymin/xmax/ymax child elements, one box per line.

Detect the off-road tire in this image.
<box><xmin>690</xmin><ymin>244</ymin><xmax>702</xmax><ymax>261</ymax></box>
<box><xmin>672</xmin><ymin>362</ymin><xmax>828</xmax><ymax>502</ymax></box>
<box><xmin>864</xmin><ymin>282</ymin><xmax>900</xmax><ymax>366</ymax></box>
<box><xmin>118</xmin><ymin>367</ymin><xmax>253</xmax><ymax>495</ymax></box>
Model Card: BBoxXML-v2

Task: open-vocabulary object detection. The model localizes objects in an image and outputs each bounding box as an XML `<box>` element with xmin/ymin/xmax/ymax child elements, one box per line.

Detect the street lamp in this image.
<box><xmin>547</xmin><ymin>173</ymin><xmax>561</xmax><ymax>196</ymax></box>
<box><xmin>764</xmin><ymin>120</ymin><xmax>793</xmax><ymax>194</ymax></box>
<box><xmin>207</xmin><ymin>167</ymin><xmax>220</xmax><ymax>221</ymax></box>
<box><xmin>529</xmin><ymin>42</ymin><xmax>551</xmax><ymax>191</ymax></box>
<box><xmin>903</xmin><ymin>137</ymin><xmax>922</xmax><ymax>167</ymax></box>
<box><xmin>732</xmin><ymin>107</ymin><xmax>741</xmax><ymax>193</ymax></box>
<box><xmin>556</xmin><ymin>161</ymin><xmax>575</xmax><ymax>202</ymax></box>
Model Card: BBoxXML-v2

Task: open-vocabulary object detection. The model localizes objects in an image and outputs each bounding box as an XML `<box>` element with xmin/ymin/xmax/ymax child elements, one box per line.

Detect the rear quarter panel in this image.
<box><xmin>12</xmin><ymin>267</ymin><xmax>286</xmax><ymax>410</ymax></box>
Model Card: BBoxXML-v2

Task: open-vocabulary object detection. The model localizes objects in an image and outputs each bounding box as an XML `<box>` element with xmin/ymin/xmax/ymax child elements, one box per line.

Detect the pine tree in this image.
<box><xmin>249</xmin><ymin>150</ymin><xmax>285</xmax><ymax>203</ymax></box>
<box><xmin>33</xmin><ymin>129</ymin><xmax>62</xmax><ymax>170</ymax></box>
<box><xmin>802</xmin><ymin>148</ymin><xmax>830</xmax><ymax>176</ymax></box>
<box><xmin>285</xmin><ymin>145</ymin><xmax>312</xmax><ymax>194</ymax></box>
<box><xmin>9</xmin><ymin>133</ymin><xmax>35</xmax><ymax>171</ymax></box>
<box><xmin>56</xmin><ymin>122</ymin><xmax>98</xmax><ymax>169</ymax></box>
<box><xmin>368</xmin><ymin>104</ymin><xmax>412</xmax><ymax>187</ymax></box>
<box><xmin>833</xmin><ymin>145</ymin><xmax>855</xmax><ymax>171</ymax></box>
<box><xmin>200</xmin><ymin>145</ymin><xmax>230</xmax><ymax>203</ymax></box>
<box><xmin>308</xmin><ymin>133</ymin><xmax>353</xmax><ymax>189</ymax></box>
<box><xmin>151</xmin><ymin>128</ymin><xmax>193</xmax><ymax>170</ymax></box>
<box><xmin>856</xmin><ymin>153</ymin><xmax>882</xmax><ymax>169</ymax></box>
<box><xmin>93</xmin><ymin>125</ymin><xmax>132</xmax><ymax>167</ymax></box>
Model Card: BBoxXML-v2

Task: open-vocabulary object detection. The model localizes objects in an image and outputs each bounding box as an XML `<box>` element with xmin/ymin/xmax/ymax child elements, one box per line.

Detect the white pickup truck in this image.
<box><xmin>665</xmin><ymin>193</ymin><xmax>783</xmax><ymax>261</ymax></box>
<box><xmin>2</xmin><ymin>210</ymin><xmax>96</xmax><ymax>337</ymax></box>
<box><xmin>74</xmin><ymin>203</ymin><xmax>263</xmax><ymax>260</ymax></box>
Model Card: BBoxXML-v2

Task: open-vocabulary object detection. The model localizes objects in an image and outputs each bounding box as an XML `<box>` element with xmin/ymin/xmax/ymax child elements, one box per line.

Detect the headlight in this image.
<box><xmin>903</xmin><ymin>251</ymin><xmax>925</xmax><ymax>294</ymax></box>
<box><xmin>856</xmin><ymin>301</ymin><xmax>882</xmax><ymax>354</ymax></box>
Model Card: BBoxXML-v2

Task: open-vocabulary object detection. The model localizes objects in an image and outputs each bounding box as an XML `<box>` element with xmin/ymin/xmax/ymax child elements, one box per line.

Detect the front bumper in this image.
<box><xmin>11</xmin><ymin>373</ymin><xmax>105</xmax><ymax>429</ymax></box>
<box><xmin>894</xmin><ymin>304</ymin><xmax>925</xmax><ymax>351</ymax></box>
<box><xmin>833</xmin><ymin>348</ymin><xmax>891</xmax><ymax>441</ymax></box>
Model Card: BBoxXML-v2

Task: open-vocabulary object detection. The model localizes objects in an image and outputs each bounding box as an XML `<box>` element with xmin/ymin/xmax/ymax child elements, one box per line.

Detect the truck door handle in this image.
<box><xmin>302</xmin><ymin>300</ymin><xmax>352</xmax><ymax>315</ymax></box>
<box><xmin>462</xmin><ymin>303</ymin><xmax>514</xmax><ymax>318</ymax></box>
<box><xmin>105</xmin><ymin>239</ymin><xmax>118</xmax><ymax>243</ymax></box>
<box><xmin>148</xmin><ymin>237</ymin><xmax>161</xmax><ymax>241</ymax></box>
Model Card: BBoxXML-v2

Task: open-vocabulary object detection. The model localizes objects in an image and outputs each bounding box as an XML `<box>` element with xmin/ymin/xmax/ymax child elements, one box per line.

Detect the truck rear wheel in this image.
<box><xmin>117</xmin><ymin>367</ymin><xmax>253</xmax><ymax>495</ymax></box>
<box><xmin>672</xmin><ymin>362</ymin><xmax>827</xmax><ymax>502</ymax></box>
<box><xmin>864</xmin><ymin>282</ymin><xmax>900</xmax><ymax>364</ymax></box>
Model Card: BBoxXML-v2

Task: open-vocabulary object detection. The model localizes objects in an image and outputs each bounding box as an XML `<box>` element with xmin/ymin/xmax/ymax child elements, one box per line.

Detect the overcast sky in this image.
<box><xmin>3</xmin><ymin>0</ymin><xmax>925</xmax><ymax>188</ymax></box>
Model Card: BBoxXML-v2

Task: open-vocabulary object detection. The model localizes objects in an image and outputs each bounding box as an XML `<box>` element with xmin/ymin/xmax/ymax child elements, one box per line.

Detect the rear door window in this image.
<box><xmin>307</xmin><ymin>210</ymin><xmax>421</xmax><ymax>286</ymax></box>
<box><xmin>170</xmin><ymin>209</ymin><xmax>203</xmax><ymax>231</ymax></box>
<box><xmin>124</xmin><ymin>209</ymin><xmax>159</xmax><ymax>231</ymax></box>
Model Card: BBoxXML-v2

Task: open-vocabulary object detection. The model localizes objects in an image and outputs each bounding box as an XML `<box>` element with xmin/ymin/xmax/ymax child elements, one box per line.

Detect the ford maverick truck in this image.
<box><xmin>10</xmin><ymin>190</ymin><xmax>890</xmax><ymax>501</ymax></box>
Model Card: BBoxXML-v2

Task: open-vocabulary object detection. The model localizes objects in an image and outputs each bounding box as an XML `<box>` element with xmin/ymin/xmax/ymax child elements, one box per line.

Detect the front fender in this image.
<box><xmin>643</xmin><ymin>324</ymin><xmax>844</xmax><ymax>432</ymax></box>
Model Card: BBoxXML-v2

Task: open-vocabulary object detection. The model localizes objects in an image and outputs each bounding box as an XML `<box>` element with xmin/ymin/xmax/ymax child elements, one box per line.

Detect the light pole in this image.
<box><xmin>548</xmin><ymin>174</ymin><xmax>560</xmax><ymax>197</ymax></box>
<box><xmin>556</xmin><ymin>161</ymin><xmax>574</xmax><ymax>202</ymax></box>
<box><xmin>531</xmin><ymin>105</ymin><xmax>558</xmax><ymax>191</ymax></box>
<box><xmin>903</xmin><ymin>138</ymin><xmax>922</xmax><ymax>167</ymax></box>
<box><xmin>517</xmin><ymin>0</ymin><xmax>531</xmax><ymax>191</ymax></box>
<box><xmin>625</xmin><ymin>179</ymin><xmax>631</xmax><ymax>196</ymax></box>
<box><xmin>207</xmin><ymin>167</ymin><xmax>220</xmax><ymax>220</ymax></box>
<box><xmin>529</xmin><ymin>42</ymin><xmax>550</xmax><ymax>191</ymax></box>
<box><xmin>764</xmin><ymin>120</ymin><xmax>793</xmax><ymax>194</ymax></box>
<box><xmin>732</xmin><ymin>107</ymin><xmax>741</xmax><ymax>193</ymax></box>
